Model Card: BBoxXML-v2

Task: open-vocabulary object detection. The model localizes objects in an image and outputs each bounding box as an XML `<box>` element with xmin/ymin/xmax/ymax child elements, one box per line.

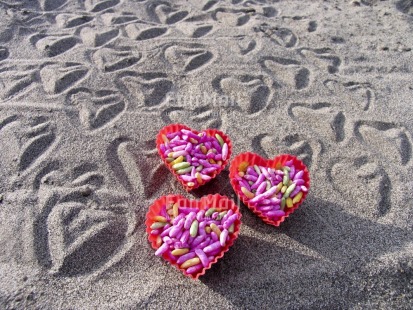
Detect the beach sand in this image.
<box><xmin>0</xmin><ymin>0</ymin><xmax>412</xmax><ymax>308</ymax></box>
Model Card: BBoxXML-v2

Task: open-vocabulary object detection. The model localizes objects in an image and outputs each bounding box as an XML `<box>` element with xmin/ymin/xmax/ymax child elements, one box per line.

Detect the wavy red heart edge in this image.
<box><xmin>146</xmin><ymin>194</ymin><xmax>242</xmax><ymax>279</ymax></box>
<box><xmin>156</xmin><ymin>124</ymin><xmax>232</xmax><ymax>191</ymax></box>
<box><xmin>229</xmin><ymin>153</ymin><xmax>310</xmax><ymax>226</ymax></box>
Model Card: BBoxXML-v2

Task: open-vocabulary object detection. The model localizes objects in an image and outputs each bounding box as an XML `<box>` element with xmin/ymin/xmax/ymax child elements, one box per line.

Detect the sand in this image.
<box><xmin>0</xmin><ymin>0</ymin><xmax>412</xmax><ymax>308</ymax></box>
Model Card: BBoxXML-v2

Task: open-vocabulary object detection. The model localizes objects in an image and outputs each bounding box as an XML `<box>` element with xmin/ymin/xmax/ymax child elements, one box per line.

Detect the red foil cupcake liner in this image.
<box><xmin>145</xmin><ymin>194</ymin><xmax>242</xmax><ymax>279</ymax></box>
<box><xmin>229</xmin><ymin>152</ymin><xmax>310</xmax><ymax>226</ymax></box>
<box><xmin>156</xmin><ymin>124</ymin><xmax>232</xmax><ymax>191</ymax></box>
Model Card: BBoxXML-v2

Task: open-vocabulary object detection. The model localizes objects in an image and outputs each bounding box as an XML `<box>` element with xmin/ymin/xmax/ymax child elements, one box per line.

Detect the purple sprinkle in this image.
<box><xmin>294</xmin><ymin>179</ymin><xmax>305</xmax><ymax>186</ymax></box>
<box><xmin>166</xmin><ymin>132</ymin><xmax>180</xmax><ymax>139</ymax></box>
<box><xmin>266</xmin><ymin>210</ymin><xmax>286</xmax><ymax>217</ymax></box>
<box><xmin>196</xmin><ymin>237</ymin><xmax>211</xmax><ymax>250</ymax></box>
<box><xmin>212</xmin><ymin>140</ymin><xmax>222</xmax><ymax>152</ymax></box>
<box><xmin>190</xmin><ymin>235</ymin><xmax>205</xmax><ymax>248</ymax></box>
<box><xmin>155</xmin><ymin>243</ymin><xmax>169</xmax><ymax>256</ymax></box>
<box><xmin>220</xmin><ymin>229</ymin><xmax>228</xmax><ymax>246</ymax></box>
<box><xmin>210</xmin><ymin>231</ymin><xmax>219</xmax><ymax>242</ymax></box>
<box><xmin>194</xmin><ymin>153</ymin><xmax>207</xmax><ymax>159</ymax></box>
<box><xmin>285</xmin><ymin>160</ymin><xmax>294</xmax><ymax>166</ymax></box>
<box><xmin>203</xmin><ymin>241</ymin><xmax>222</xmax><ymax>253</ymax></box>
<box><xmin>223</xmin><ymin>214</ymin><xmax>238</xmax><ymax>230</ymax></box>
<box><xmin>185</xmin><ymin>143</ymin><xmax>192</xmax><ymax>152</ymax></box>
<box><xmin>195</xmin><ymin>249</ymin><xmax>210</xmax><ymax>267</ymax></box>
<box><xmin>258</xmin><ymin>205</ymin><xmax>276</xmax><ymax>212</ymax></box>
<box><xmin>186</xmin><ymin>154</ymin><xmax>192</xmax><ymax>164</ymax></box>
<box><xmin>222</xmin><ymin>143</ymin><xmax>228</xmax><ymax>161</ymax></box>
<box><xmin>199</xmin><ymin>159</ymin><xmax>212</xmax><ymax>168</ymax></box>
<box><xmin>239</xmin><ymin>179</ymin><xmax>251</xmax><ymax>191</ymax></box>
<box><xmin>200</xmin><ymin>174</ymin><xmax>212</xmax><ymax>181</ymax></box>
<box><xmin>222</xmin><ymin>210</ymin><xmax>233</xmax><ymax>222</ymax></box>
<box><xmin>196</xmin><ymin>210</ymin><xmax>205</xmax><ymax>221</ymax></box>
<box><xmin>289</xmin><ymin>166</ymin><xmax>296</xmax><ymax>179</ymax></box>
<box><xmin>214</xmin><ymin>154</ymin><xmax>222</xmax><ymax>161</ymax></box>
<box><xmin>186</xmin><ymin>264</ymin><xmax>203</xmax><ymax>274</ymax></box>
<box><xmin>202</xmin><ymin>167</ymin><xmax>217</xmax><ymax>174</ymax></box>
<box><xmin>204</xmin><ymin>142</ymin><xmax>212</xmax><ymax>149</ymax></box>
<box><xmin>172</xmin><ymin>145</ymin><xmax>186</xmax><ymax>152</ymax></box>
<box><xmin>246</xmin><ymin>167</ymin><xmax>258</xmax><ymax>177</ymax></box>
<box><xmin>260</xmin><ymin>166</ymin><xmax>271</xmax><ymax>179</ymax></box>
<box><xmin>172</xmin><ymin>214</ymin><xmax>185</xmax><ymax>225</ymax></box>
<box><xmin>251</xmin><ymin>174</ymin><xmax>266</xmax><ymax>190</ymax></box>
<box><xmin>184</xmin><ymin>212</ymin><xmax>197</xmax><ymax>229</ymax></box>
<box><xmin>151</xmin><ymin>229</ymin><xmax>161</xmax><ymax>236</ymax></box>
<box><xmin>198</xmin><ymin>221</ymin><xmax>206</xmax><ymax>236</ymax></box>
<box><xmin>301</xmin><ymin>185</ymin><xmax>308</xmax><ymax>192</ymax></box>
<box><xmin>160</xmin><ymin>226</ymin><xmax>173</xmax><ymax>237</ymax></box>
<box><xmin>249</xmin><ymin>186</ymin><xmax>278</xmax><ymax>203</ymax></box>
<box><xmin>181</xmin><ymin>129</ymin><xmax>200</xmax><ymax>140</ymax></box>
<box><xmin>255</xmin><ymin>181</ymin><xmax>267</xmax><ymax>196</ymax></box>
<box><xmin>160</xmin><ymin>145</ymin><xmax>166</xmax><ymax>153</ymax></box>
<box><xmin>294</xmin><ymin>170</ymin><xmax>304</xmax><ymax>180</ymax></box>
<box><xmin>290</xmin><ymin>186</ymin><xmax>301</xmax><ymax>198</ymax></box>
<box><xmin>176</xmin><ymin>252</ymin><xmax>197</xmax><ymax>265</ymax></box>
<box><xmin>206</xmin><ymin>152</ymin><xmax>215</xmax><ymax>159</ymax></box>
<box><xmin>180</xmin><ymin>175</ymin><xmax>196</xmax><ymax>182</ymax></box>
<box><xmin>244</xmin><ymin>174</ymin><xmax>258</xmax><ymax>182</ymax></box>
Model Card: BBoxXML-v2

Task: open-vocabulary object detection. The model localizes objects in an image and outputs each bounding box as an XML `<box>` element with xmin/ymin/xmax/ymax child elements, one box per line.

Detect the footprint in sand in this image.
<box><xmin>116</xmin><ymin>72</ymin><xmax>173</xmax><ymax>108</ymax></box>
<box><xmin>35</xmin><ymin>35</ymin><xmax>79</xmax><ymax>57</ymax></box>
<box><xmin>299</xmin><ymin>47</ymin><xmax>342</xmax><ymax>74</ymax></box>
<box><xmin>0</xmin><ymin>115</ymin><xmax>57</xmax><ymax>187</ymax></box>
<box><xmin>40</xmin><ymin>63</ymin><xmax>89</xmax><ymax>95</ymax></box>
<box><xmin>255</xmin><ymin>23</ymin><xmax>298</xmax><ymax>48</ymax></box>
<box><xmin>288</xmin><ymin>102</ymin><xmax>347</xmax><ymax>143</ymax></box>
<box><xmin>33</xmin><ymin>166</ymin><xmax>133</xmax><ymax>277</ymax></box>
<box><xmin>354</xmin><ymin>121</ymin><xmax>413</xmax><ymax>167</ymax></box>
<box><xmin>92</xmin><ymin>47</ymin><xmax>141</xmax><ymax>72</ymax></box>
<box><xmin>125</xmin><ymin>23</ymin><xmax>168</xmax><ymax>41</ymax></box>
<box><xmin>212</xmin><ymin>74</ymin><xmax>272</xmax><ymax>115</ymax></box>
<box><xmin>260</xmin><ymin>56</ymin><xmax>311</xmax><ymax>90</ymax></box>
<box><xmin>107</xmin><ymin>138</ymin><xmax>174</xmax><ymax>197</ymax></box>
<box><xmin>164</xmin><ymin>43</ymin><xmax>214</xmax><ymax>73</ymax></box>
<box><xmin>328</xmin><ymin>156</ymin><xmax>392</xmax><ymax>218</ymax></box>
<box><xmin>80</xmin><ymin>26</ymin><xmax>119</xmax><ymax>47</ymax></box>
<box><xmin>66</xmin><ymin>88</ymin><xmax>126</xmax><ymax>130</ymax></box>
<box><xmin>161</xmin><ymin>105</ymin><xmax>223</xmax><ymax>130</ymax></box>
<box><xmin>55</xmin><ymin>13</ymin><xmax>93</xmax><ymax>29</ymax></box>
<box><xmin>0</xmin><ymin>63</ymin><xmax>38</xmax><ymax>101</ymax></box>
<box><xmin>84</xmin><ymin>0</ymin><xmax>121</xmax><ymax>12</ymax></box>
<box><xmin>253</xmin><ymin>133</ymin><xmax>321</xmax><ymax>169</ymax></box>
<box><xmin>324</xmin><ymin>80</ymin><xmax>375</xmax><ymax>111</ymax></box>
<box><xmin>148</xmin><ymin>2</ymin><xmax>189</xmax><ymax>24</ymax></box>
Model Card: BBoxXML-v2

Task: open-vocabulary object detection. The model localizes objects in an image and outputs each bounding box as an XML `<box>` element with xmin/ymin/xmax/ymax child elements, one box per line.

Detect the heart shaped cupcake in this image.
<box><xmin>230</xmin><ymin>153</ymin><xmax>310</xmax><ymax>226</ymax></box>
<box><xmin>146</xmin><ymin>194</ymin><xmax>241</xmax><ymax>279</ymax></box>
<box><xmin>156</xmin><ymin>124</ymin><xmax>232</xmax><ymax>191</ymax></box>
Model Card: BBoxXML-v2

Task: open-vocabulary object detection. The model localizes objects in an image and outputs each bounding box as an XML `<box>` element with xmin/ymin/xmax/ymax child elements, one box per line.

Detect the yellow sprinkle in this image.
<box><xmin>173</xmin><ymin>203</ymin><xmax>179</xmax><ymax>218</ymax></box>
<box><xmin>200</xmin><ymin>145</ymin><xmax>207</xmax><ymax>154</ymax></box>
<box><xmin>156</xmin><ymin>236</ymin><xmax>162</xmax><ymax>248</ymax></box>
<box><xmin>205</xmin><ymin>226</ymin><xmax>212</xmax><ymax>233</ymax></box>
<box><xmin>167</xmin><ymin>209</ymin><xmax>174</xmax><ymax>216</ymax></box>
<box><xmin>196</xmin><ymin>172</ymin><xmax>203</xmax><ymax>184</ymax></box>
<box><xmin>288</xmin><ymin>180</ymin><xmax>293</xmax><ymax>186</ymax></box>
<box><xmin>162</xmin><ymin>134</ymin><xmax>169</xmax><ymax>144</ymax></box>
<box><xmin>181</xmin><ymin>257</ymin><xmax>201</xmax><ymax>269</ymax></box>
<box><xmin>281</xmin><ymin>185</ymin><xmax>287</xmax><ymax>194</ymax></box>
<box><xmin>168</xmin><ymin>152</ymin><xmax>174</xmax><ymax>158</ymax></box>
<box><xmin>190</xmin><ymin>138</ymin><xmax>198</xmax><ymax>144</ymax></box>
<box><xmin>238</xmin><ymin>161</ymin><xmax>249</xmax><ymax>172</ymax></box>
<box><xmin>275</xmin><ymin>182</ymin><xmax>283</xmax><ymax>194</ymax></box>
<box><xmin>171</xmin><ymin>248</ymin><xmax>189</xmax><ymax>256</ymax></box>
<box><xmin>209</xmin><ymin>159</ymin><xmax>216</xmax><ymax>164</ymax></box>
<box><xmin>187</xmin><ymin>182</ymin><xmax>195</xmax><ymax>187</ymax></box>
<box><xmin>215</xmin><ymin>134</ymin><xmax>225</xmax><ymax>147</ymax></box>
<box><xmin>172</xmin><ymin>155</ymin><xmax>184</xmax><ymax>165</ymax></box>
<box><xmin>241</xmin><ymin>187</ymin><xmax>255</xmax><ymax>199</ymax></box>
<box><xmin>210</xmin><ymin>223</ymin><xmax>221</xmax><ymax>237</ymax></box>
<box><xmin>286</xmin><ymin>197</ymin><xmax>293</xmax><ymax>208</ymax></box>
<box><xmin>153</xmin><ymin>216</ymin><xmax>167</xmax><ymax>223</ymax></box>
<box><xmin>150</xmin><ymin>222</ymin><xmax>166</xmax><ymax>229</ymax></box>
<box><xmin>292</xmin><ymin>192</ymin><xmax>303</xmax><ymax>204</ymax></box>
<box><xmin>238</xmin><ymin>171</ymin><xmax>245</xmax><ymax>177</ymax></box>
<box><xmin>217</xmin><ymin>160</ymin><xmax>222</xmax><ymax>166</ymax></box>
